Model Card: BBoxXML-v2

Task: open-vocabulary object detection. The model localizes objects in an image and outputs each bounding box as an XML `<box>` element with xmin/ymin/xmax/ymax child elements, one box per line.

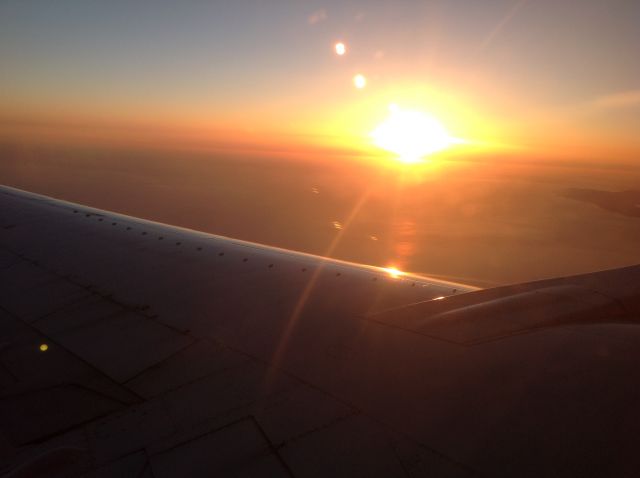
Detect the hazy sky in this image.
<box><xmin>2</xmin><ymin>0</ymin><xmax>640</xmax><ymax>160</ymax></box>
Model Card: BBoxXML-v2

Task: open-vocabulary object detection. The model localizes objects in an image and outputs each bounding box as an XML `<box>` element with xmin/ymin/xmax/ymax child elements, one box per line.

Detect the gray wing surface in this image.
<box><xmin>1</xmin><ymin>184</ymin><xmax>640</xmax><ymax>477</ymax></box>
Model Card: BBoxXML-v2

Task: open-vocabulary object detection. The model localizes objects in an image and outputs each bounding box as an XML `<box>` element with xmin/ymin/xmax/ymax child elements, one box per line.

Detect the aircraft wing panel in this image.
<box><xmin>1</xmin><ymin>184</ymin><xmax>640</xmax><ymax>477</ymax></box>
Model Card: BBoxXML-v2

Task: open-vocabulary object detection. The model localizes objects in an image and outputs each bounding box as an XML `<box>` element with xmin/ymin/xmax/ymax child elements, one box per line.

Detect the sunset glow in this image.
<box><xmin>0</xmin><ymin>2</ymin><xmax>639</xmax><ymax>161</ymax></box>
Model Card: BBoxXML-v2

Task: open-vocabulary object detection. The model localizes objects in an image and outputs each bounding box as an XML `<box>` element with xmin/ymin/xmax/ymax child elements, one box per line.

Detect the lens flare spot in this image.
<box><xmin>335</xmin><ymin>42</ymin><xmax>346</xmax><ymax>56</ymax></box>
<box><xmin>371</xmin><ymin>106</ymin><xmax>461</xmax><ymax>163</ymax></box>
<box><xmin>39</xmin><ymin>344</ymin><xmax>49</xmax><ymax>352</ymax></box>
<box><xmin>353</xmin><ymin>74</ymin><xmax>367</xmax><ymax>89</ymax></box>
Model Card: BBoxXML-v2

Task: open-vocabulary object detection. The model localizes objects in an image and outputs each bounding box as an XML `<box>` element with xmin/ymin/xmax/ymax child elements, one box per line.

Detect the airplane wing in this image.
<box><xmin>1</xmin><ymin>184</ymin><xmax>639</xmax><ymax>477</ymax></box>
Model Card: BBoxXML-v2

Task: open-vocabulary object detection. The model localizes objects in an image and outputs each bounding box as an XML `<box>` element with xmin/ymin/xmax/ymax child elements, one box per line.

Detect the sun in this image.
<box><xmin>370</xmin><ymin>105</ymin><xmax>460</xmax><ymax>164</ymax></box>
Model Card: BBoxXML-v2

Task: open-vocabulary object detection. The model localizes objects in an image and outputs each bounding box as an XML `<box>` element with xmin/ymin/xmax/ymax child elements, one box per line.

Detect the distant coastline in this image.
<box><xmin>563</xmin><ymin>188</ymin><xmax>640</xmax><ymax>218</ymax></box>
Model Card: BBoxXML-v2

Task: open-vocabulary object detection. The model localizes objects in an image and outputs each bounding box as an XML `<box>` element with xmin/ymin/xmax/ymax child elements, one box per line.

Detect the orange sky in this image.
<box><xmin>1</xmin><ymin>1</ymin><xmax>640</xmax><ymax>163</ymax></box>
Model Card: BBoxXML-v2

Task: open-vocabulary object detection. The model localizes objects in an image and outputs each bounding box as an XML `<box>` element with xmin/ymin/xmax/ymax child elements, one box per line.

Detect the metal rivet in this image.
<box><xmin>176</xmin><ymin>242</ymin><xmax>181</xmax><ymax>246</ymax></box>
<box><xmin>126</xmin><ymin>227</ymin><xmax>131</xmax><ymax>230</ymax></box>
<box><xmin>98</xmin><ymin>218</ymin><xmax>103</xmax><ymax>221</ymax></box>
<box><xmin>268</xmin><ymin>264</ymin><xmax>274</xmax><ymax>268</ymax></box>
<box><xmin>73</xmin><ymin>210</ymin><xmax>78</xmax><ymax>213</ymax></box>
<box><xmin>242</xmin><ymin>258</ymin><xmax>248</xmax><ymax>262</ymax></box>
<box><xmin>142</xmin><ymin>232</ymin><xmax>147</xmax><ymax>235</ymax></box>
<box><xmin>197</xmin><ymin>247</ymin><xmax>202</xmax><ymax>251</ymax></box>
<box><xmin>218</xmin><ymin>252</ymin><xmax>224</xmax><ymax>256</ymax></box>
<box><xmin>302</xmin><ymin>268</ymin><xmax>307</xmax><ymax>272</ymax></box>
<box><xmin>336</xmin><ymin>272</ymin><xmax>341</xmax><ymax>277</ymax></box>
<box><xmin>112</xmin><ymin>223</ymin><xmax>116</xmax><ymax>226</ymax></box>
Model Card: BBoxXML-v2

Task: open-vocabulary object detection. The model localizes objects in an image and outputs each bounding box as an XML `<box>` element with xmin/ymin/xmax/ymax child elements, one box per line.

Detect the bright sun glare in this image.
<box><xmin>370</xmin><ymin>105</ymin><xmax>460</xmax><ymax>164</ymax></box>
<box><xmin>383</xmin><ymin>266</ymin><xmax>405</xmax><ymax>279</ymax></box>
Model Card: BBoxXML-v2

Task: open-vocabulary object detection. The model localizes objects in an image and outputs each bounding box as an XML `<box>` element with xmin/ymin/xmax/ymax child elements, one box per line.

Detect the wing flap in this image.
<box><xmin>371</xmin><ymin>284</ymin><xmax>629</xmax><ymax>344</ymax></box>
